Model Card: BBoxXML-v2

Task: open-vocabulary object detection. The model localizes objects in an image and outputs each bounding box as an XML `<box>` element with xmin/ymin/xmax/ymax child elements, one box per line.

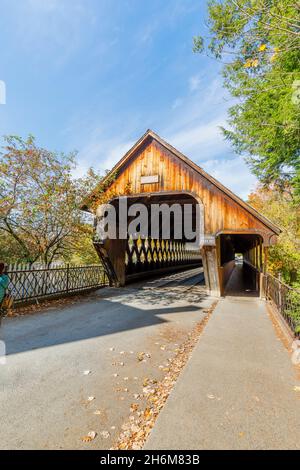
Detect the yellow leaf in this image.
<box><xmin>243</xmin><ymin>59</ymin><xmax>252</xmax><ymax>68</ymax></box>
<box><xmin>258</xmin><ymin>44</ymin><xmax>266</xmax><ymax>52</ymax></box>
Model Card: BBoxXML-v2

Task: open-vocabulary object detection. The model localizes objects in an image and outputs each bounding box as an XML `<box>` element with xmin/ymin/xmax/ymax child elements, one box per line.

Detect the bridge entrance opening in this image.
<box><xmin>94</xmin><ymin>192</ymin><xmax>203</xmax><ymax>286</ymax></box>
<box><xmin>217</xmin><ymin>233</ymin><xmax>264</xmax><ymax>297</ymax></box>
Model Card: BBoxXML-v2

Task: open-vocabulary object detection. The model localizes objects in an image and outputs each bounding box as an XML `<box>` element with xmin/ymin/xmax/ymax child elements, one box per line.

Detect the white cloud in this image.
<box><xmin>6</xmin><ymin>0</ymin><xmax>97</xmax><ymax>65</ymax></box>
<box><xmin>202</xmin><ymin>157</ymin><xmax>257</xmax><ymax>201</ymax></box>
<box><xmin>168</xmin><ymin>116</ymin><xmax>227</xmax><ymax>158</ymax></box>
<box><xmin>76</xmin><ymin>134</ymin><xmax>134</xmax><ymax>177</ymax></box>
<box><xmin>101</xmin><ymin>140</ymin><xmax>135</xmax><ymax>170</ymax></box>
<box><xmin>189</xmin><ymin>75</ymin><xmax>202</xmax><ymax>92</ymax></box>
<box><xmin>172</xmin><ymin>98</ymin><xmax>183</xmax><ymax>110</ymax></box>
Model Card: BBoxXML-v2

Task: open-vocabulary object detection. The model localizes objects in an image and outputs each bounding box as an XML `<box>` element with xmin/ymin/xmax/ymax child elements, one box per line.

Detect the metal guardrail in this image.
<box><xmin>7</xmin><ymin>264</ymin><xmax>109</xmax><ymax>304</ymax></box>
<box><xmin>263</xmin><ymin>273</ymin><xmax>300</xmax><ymax>337</ymax></box>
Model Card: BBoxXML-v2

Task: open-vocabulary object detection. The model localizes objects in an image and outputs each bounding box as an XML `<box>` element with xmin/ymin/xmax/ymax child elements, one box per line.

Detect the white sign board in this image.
<box><xmin>141</xmin><ymin>175</ymin><xmax>159</xmax><ymax>184</ymax></box>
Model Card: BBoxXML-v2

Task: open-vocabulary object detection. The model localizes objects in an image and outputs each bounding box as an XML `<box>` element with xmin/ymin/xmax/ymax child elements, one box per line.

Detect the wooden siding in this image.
<box><xmin>96</xmin><ymin>139</ymin><xmax>277</xmax><ymax>245</ymax></box>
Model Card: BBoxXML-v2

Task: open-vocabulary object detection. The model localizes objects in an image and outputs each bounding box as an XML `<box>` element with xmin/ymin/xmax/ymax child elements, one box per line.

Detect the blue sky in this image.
<box><xmin>0</xmin><ymin>0</ymin><xmax>257</xmax><ymax>199</ymax></box>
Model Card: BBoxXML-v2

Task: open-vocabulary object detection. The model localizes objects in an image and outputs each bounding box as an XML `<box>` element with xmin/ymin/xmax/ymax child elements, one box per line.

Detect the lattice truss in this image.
<box><xmin>125</xmin><ymin>235</ymin><xmax>201</xmax><ymax>274</ymax></box>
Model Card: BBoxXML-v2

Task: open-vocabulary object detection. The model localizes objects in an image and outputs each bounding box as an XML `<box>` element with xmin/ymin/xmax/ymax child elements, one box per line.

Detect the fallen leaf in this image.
<box><xmin>130</xmin><ymin>403</ymin><xmax>139</xmax><ymax>412</ymax></box>
<box><xmin>81</xmin><ymin>431</ymin><xmax>97</xmax><ymax>442</ymax></box>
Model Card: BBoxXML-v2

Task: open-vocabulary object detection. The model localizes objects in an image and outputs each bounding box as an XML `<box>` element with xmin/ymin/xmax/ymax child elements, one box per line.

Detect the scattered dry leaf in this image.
<box><xmin>137</xmin><ymin>352</ymin><xmax>145</xmax><ymax>362</ymax></box>
<box><xmin>81</xmin><ymin>431</ymin><xmax>97</xmax><ymax>442</ymax></box>
<box><xmin>112</xmin><ymin>300</ymin><xmax>218</xmax><ymax>451</ymax></box>
<box><xmin>130</xmin><ymin>403</ymin><xmax>139</xmax><ymax>412</ymax></box>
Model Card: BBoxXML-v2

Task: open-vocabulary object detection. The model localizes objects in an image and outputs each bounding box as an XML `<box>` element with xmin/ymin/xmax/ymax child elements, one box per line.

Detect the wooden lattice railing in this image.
<box><xmin>125</xmin><ymin>236</ymin><xmax>201</xmax><ymax>277</ymax></box>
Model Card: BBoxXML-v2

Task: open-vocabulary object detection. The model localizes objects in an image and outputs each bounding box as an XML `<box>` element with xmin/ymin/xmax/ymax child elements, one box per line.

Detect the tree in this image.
<box><xmin>248</xmin><ymin>184</ymin><xmax>300</xmax><ymax>286</ymax></box>
<box><xmin>0</xmin><ymin>231</ymin><xmax>23</xmax><ymax>265</ymax></box>
<box><xmin>0</xmin><ymin>135</ymin><xmax>102</xmax><ymax>265</ymax></box>
<box><xmin>194</xmin><ymin>0</ymin><xmax>300</xmax><ymax>194</ymax></box>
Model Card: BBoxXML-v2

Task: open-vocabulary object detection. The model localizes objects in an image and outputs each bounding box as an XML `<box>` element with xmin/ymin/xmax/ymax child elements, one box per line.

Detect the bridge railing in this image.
<box><xmin>7</xmin><ymin>264</ymin><xmax>109</xmax><ymax>305</ymax></box>
<box><xmin>262</xmin><ymin>273</ymin><xmax>300</xmax><ymax>337</ymax></box>
<box><xmin>125</xmin><ymin>236</ymin><xmax>202</xmax><ymax>279</ymax></box>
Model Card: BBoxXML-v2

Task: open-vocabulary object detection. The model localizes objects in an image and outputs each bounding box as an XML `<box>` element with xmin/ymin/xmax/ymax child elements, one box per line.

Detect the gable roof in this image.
<box><xmin>83</xmin><ymin>129</ymin><xmax>281</xmax><ymax>235</ymax></box>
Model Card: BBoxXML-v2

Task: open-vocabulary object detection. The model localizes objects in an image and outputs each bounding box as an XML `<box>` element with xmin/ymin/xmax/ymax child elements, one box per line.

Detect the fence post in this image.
<box><xmin>278</xmin><ymin>272</ymin><xmax>282</xmax><ymax>313</ymax></box>
<box><xmin>66</xmin><ymin>264</ymin><xmax>70</xmax><ymax>294</ymax></box>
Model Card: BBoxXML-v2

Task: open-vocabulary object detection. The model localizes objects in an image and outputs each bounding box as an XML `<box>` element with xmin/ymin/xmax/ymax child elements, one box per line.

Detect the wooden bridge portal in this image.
<box><xmin>82</xmin><ymin>130</ymin><xmax>280</xmax><ymax>297</ymax></box>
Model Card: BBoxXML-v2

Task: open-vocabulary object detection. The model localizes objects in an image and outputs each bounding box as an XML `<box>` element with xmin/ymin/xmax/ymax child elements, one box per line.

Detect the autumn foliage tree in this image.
<box><xmin>248</xmin><ymin>184</ymin><xmax>300</xmax><ymax>286</ymax></box>
<box><xmin>0</xmin><ymin>135</ymin><xmax>102</xmax><ymax>265</ymax></box>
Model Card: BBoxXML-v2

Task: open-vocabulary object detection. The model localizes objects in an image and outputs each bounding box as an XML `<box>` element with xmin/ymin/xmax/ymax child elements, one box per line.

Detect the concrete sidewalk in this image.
<box><xmin>145</xmin><ymin>297</ymin><xmax>300</xmax><ymax>450</ymax></box>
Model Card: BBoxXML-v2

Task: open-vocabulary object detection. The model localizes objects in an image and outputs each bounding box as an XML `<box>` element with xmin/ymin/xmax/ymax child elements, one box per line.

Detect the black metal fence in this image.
<box><xmin>263</xmin><ymin>273</ymin><xmax>300</xmax><ymax>337</ymax></box>
<box><xmin>7</xmin><ymin>264</ymin><xmax>109</xmax><ymax>304</ymax></box>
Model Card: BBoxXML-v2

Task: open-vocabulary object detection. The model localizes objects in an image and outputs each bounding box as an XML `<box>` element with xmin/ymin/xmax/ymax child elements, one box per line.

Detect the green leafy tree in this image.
<box><xmin>194</xmin><ymin>0</ymin><xmax>300</xmax><ymax>194</ymax></box>
<box><xmin>0</xmin><ymin>135</ymin><xmax>103</xmax><ymax>266</ymax></box>
<box><xmin>248</xmin><ymin>184</ymin><xmax>300</xmax><ymax>286</ymax></box>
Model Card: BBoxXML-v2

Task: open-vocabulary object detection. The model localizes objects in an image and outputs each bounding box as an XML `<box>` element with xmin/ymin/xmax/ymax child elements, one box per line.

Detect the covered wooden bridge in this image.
<box><xmin>82</xmin><ymin>130</ymin><xmax>280</xmax><ymax>297</ymax></box>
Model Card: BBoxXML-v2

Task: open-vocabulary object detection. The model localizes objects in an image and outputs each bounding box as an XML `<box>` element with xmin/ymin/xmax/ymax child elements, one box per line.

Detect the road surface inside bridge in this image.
<box><xmin>0</xmin><ymin>267</ymin><xmax>212</xmax><ymax>450</ymax></box>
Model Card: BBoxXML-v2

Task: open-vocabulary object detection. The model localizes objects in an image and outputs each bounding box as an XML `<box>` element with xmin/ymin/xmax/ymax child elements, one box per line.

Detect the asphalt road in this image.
<box><xmin>0</xmin><ymin>267</ymin><xmax>211</xmax><ymax>450</ymax></box>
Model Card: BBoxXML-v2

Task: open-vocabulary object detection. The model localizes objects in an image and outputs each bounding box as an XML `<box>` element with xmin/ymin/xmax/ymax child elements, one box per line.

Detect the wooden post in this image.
<box><xmin>201</xmin><ymin>245</ymin><xmax>221</xmax><ymax>297</ymax></box>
